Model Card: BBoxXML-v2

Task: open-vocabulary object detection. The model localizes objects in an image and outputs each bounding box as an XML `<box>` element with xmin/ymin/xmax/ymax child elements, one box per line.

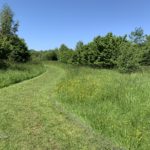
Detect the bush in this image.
<box><xmin>0</xmin><ymin>35</ymin><xmax>12</xmax><ymax>60</ymax></box>
<box><xmin>8</xmin><ymin>36</ymin><xmax>30</xmax><ymax>62</ymax></box>
<box><xmin>140</xmin><ymin>45</ymin><xmax>150</xmax><ymax>66</ymax></box>
<box><xmin>71</xmin><ymin>33</ymin><xmax>127</xmax><ymax>68</ymax></box>
<box><xmin>0</xmin><ymin>35</ymin><xmax>30</xmax><ymax>63</ymax></box>
<box><xmin>42</xmin><ymin>51</ymin><xmax>58</xmax><ymax>61</ymax></box>
<box><xmin>117</xmin><ymin>43</ymin><xmax>140</xmax><ymax>73</ymax></box>
<box><xmin>0</xmin><ymin>59</ymin><xmax>8</xmax><ymax>69</ymax></box>
<box><xmin>57</xmin><ymin>44</ymin><xmax>73</xmax><ymax>63</ymax></box>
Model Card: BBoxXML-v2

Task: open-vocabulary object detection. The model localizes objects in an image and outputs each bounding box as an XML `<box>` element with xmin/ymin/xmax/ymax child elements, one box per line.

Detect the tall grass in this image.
<box><xmin>55</xmin><ymin>64</ymin><xmax>150</xmax><ymax>150</ymax></box>
<box><xmin>0</xmin><ymin>62</ymin><xmax>45</xmax><ymax>88</ymax></box>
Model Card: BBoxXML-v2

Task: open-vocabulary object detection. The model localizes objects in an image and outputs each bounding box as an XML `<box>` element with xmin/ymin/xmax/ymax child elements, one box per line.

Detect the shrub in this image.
<box><xmin>140</xmin><ymin>48</ymin><xmax>150</xmax><ymax>66</ymax></box>
<box><xmin>57</xmin><ymin>44</ymin><xmax>73</xmax><ymax>63</ymax></box>
<box><xmin>0</xmin><ymin>35</ymin><xmax>12</xmax><ymax>60</ymax></box>
<box><xmin>71</xmin><ymin>33</ymin><xmax>127</xmax><ymax>68</ymax></box>
<box><xmin>42</xmin><ymin>50</ymin><xmax>58</xmax><ymax>61</ymax></box>
<box><xmin>8</xmin><ymin>36</ymin><xmax>30</xmax><ymax>62</ymax></box>
<box><xmin>0</xmin><ymin>35</ymin><xmax>30</xmax><ymax>63</ymax></box>
<box><xmin>117</xmin><ymin>43</ymin><xmax>140</xmax><ymax>73</ymax></box>
<box><xmin>0</xmin><ymin>59</ymin><xmax>8</xmax><ymax>69</ymax></box>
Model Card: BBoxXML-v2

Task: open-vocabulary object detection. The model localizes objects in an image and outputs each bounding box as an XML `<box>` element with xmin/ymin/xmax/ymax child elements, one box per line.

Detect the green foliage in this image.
<box><xmin>57</xmin><ymin>44</ymin><xmax>73</xmax><ymax>63</ymax></box>
<box><xmin>117</xmin><ymin>43</ymin><xmax>140</xmax><ymax>73</ymax></box>
<box><xmin>0</xmin><ymin>4</ymin><xmax>18</xmax><ymax>35</ymax></box>
<box><xmin>75</xmin><ymin>41</ymin><xmax>84</xmax><ymax>51</ymax></box>
<box><xmin>58</xmin><ymin>30</ymin><xmax>149</xmax><ymax>73</ymax></box>
<box><xmin>93</xmin><ymin>33</ymin><xmax>126</xmax><ymax>68</ymax></box>
<box><xmin>0</xmin><ymin>35</ymin><xmax>30</xmax><ymax>63</ymax></box>
<box><xmin>41</xmin><ymin>50</ymin><xmax>58</xmax><ymax>61</ymax></box>
<box><xmin>129</xmin><ymin>27</ymin><xmax>146</xmax><ymax>45</ymax></box>
<box><xmin>30</xmin><ymin>49</ymin><xmax>58</xmax><ymax>61</ymax></box>
<box><xmin>8</xmin><ymin>36</ymin><xmax>30</xmax><ymax>62</ymax></box>
<box><xmin>0</xmin><ymin>4</ymin><xmax>148</xmax><ymax>73</ymax></box>
<box><xmin>0</xmin><ymin>35</ymin><xmax>12</xmax><ymax>60</ymax></box>
<box><xmin>141</xmin><ymin>48</ymin><xmax>150</xmax><ymax>66</ymax></box>
<box><xmin>71</xmin><ymin>33</ymin><xmax>127</xmax><ymax>68</ymax></box>
<box><xmin>140</xmin><ymin>35</ymin><xmax>150</xmax><ymax>65</ymax></box>
<box><xmin>0</xmin><ymin>35</ymin><xmax>12</xmax><ymax>68</ymax></box>
<box><xmin>30</xmin><ymin>50</ymin><xmax>43</xmax><ymax>61</ymax></box>
<box><xmin>0</xmin><ymin>5</ymin><xmax>30</xmax><ymax>67</ymax></box>
<box><xmin>0</xmin><ymin>60</ymin><xmax>8</xmax><ymax>69</ymax></box>
<box><xmin>70</xmin><ymin>41</ymin><xmax>86</xmax><ymax>64</ymax></box>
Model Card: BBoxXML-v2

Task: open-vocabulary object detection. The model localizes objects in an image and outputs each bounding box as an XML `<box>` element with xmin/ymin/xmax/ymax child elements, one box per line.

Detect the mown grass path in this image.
<box><xmin>0</xmin><ymin>63</ymin><xmax>120</xmax><ymax>150</ymax></box>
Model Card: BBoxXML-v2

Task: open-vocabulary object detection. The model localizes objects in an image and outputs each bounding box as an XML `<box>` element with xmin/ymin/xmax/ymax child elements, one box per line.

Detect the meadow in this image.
<box><xmin>0</xmin><ymin>3</ymin><xmax>150</xmax><ymax>150</ymax></box>
<box><xmin>0</xmin><ymin>62</ymin><xmax>119</xmax><ymax>150</ymax></box>
<box><xmin>55</xmin><ymin>63</ymin><xmax>150</xmax><ymax>150</ymax></box>
<box><xmin>0</xmin><ymin>62</ymin><xmax>45</xmax><ymax>88</ymax></box>
<box><xmin>0</xmin><ymin>62</ymin><xmax>150</xmax><ymax>149</ymax></box>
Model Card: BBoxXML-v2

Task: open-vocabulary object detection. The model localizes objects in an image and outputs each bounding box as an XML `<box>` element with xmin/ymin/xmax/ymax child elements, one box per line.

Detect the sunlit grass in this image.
<box><xmin>0</xmin><ymin>62</ymin><xmax>118</xmax><ymax>150</ymax></box>
<box><xmin>0</xmin><ymin>62</ymin><xmax>45</xmax><ymax>88</ymax></box>
<box><xmin>0</xmin><ymin>62</ymin><xmax>149</xmax><ymax>149</ymax></box>
<box><xmin>55</xmin><ymin>64</ymin><xmax>150</xmax><ymax>150</ymax></box>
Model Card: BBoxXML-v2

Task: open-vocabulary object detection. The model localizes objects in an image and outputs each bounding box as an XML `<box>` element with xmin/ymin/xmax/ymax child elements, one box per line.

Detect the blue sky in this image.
<box><xmin>0</xmin><ymin>0</ymin><xmax>149</xmax><ymax>50</ymax></box>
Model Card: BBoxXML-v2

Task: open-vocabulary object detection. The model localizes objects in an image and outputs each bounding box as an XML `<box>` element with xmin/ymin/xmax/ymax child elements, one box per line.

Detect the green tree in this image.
<box><xmin>71</xmin><ymin>33</ymin><xmax>127</xmax><ymax>68</ymax></box>
<box><xmin>8</xmin><ymin>36</ymin><xmax>30</xmax><ymax>62</ymax></box>
<box><xmin>0</xmin><ymin>4</ymin><xmax>30</xmax><ymax>66</ymax></box>
<box><xmin>93</xmin><ymin>33</ymin><xmax>126</xmax><ymax>68</ymax></box>
<box><xmin>41</xmin><ymin>50</ymin><xmax>58</xmax><ymax>61</ymax></box>
<box><xmin>0</xmin><ymin>34</ymin><xmax>13</xmax><ymax>68</ymax></box>
<box><xmin>129</xmin><ymin>27</ymin><xmax>146</xmax><ymax>45</ymax></box>
<box><xmin>0</xmin><ymin>35</ymin><xmax>12</xmax><ymax>59</ymax></box>
<box><xmin>117</xmin><ymin>43</ymin><xmax>140</xmax><ymax>73</ymax></box>
<box><xmin>0</xmin><ymin>4</ymin><xmax>19</xmax><ymax>35</ymax></box>
<box><xmin>75</xmin><ymin>41</ymin><xmax>84</xmax><ymax>51</ymax></box>
<box><xmin>71</xmin><ymin>41</ymin><xmax>85</xmax><ymax>64</ymax></box>
<box><xmin>57</xmin><ymin>44</ymin><xmax>73</xmax><ymax>63</ymax></box>
<box><xmin>140</xmin><ymin>35</ymin><xmax>150</xmax><ymax>65</ymax></box>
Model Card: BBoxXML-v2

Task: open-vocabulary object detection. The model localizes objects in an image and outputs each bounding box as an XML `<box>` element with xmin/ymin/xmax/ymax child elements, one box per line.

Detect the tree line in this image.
<box><xmin>35</xmin><ymin>27</ymin><xmax>150</xmax><ymax>73</ymax></box>
<box><xmin>0</xmin><ymin>5</ymin><xmax>149</xmax><ymax>73</ymax></box>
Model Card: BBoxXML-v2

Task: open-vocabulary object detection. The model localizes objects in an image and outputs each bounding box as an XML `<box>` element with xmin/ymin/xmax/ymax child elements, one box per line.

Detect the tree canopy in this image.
<box><xmin>0</xmin><ymin>4</ymin><xmax>30</xmax><ymax>68</ymax></box>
